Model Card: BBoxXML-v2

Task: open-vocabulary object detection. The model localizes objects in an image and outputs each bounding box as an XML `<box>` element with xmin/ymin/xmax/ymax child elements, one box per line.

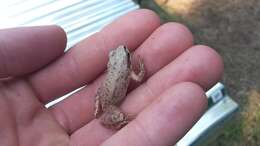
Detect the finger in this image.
<box><xmin>0</xmin><ymin>25</ymin><xmax>66</xmax><ymax>78</ymax></box>
<box><xmin>51</xmin><ymin>22</ymin><xmax>194</xmax><ymax>133</ymax></box>
<box><xmin>123</xmin><ymin>45</ymin><xmax>223</xmax><ymax>115</ymax></box>
<box><xmin>28</xmin><ymin>9</ymin><xmax>161</xmax><ymax>103</ymax></box>
<box><xmin>101</xmin><ymin>82</ymin><xmax>207</xmax><ymax>146</ymax></box>
<box><xmin>69</xmin><ymin>45</ymin><xmax>223</xmax><ymax>145</ymax></box>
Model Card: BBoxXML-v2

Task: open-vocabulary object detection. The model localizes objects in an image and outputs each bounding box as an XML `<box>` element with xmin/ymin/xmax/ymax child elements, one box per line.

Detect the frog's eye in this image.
<box><xmin>123</xmin><ymin>46</ymin><xmax>130</xmax><ymax>57</ymax></box>
<box><xmin>123</xmin><ymin>46</ymin><xmax>129</xmax><ymax>53</ymax></box>
<box><xmin>125</xmin><ymin>49</ymin><xmax>130</xmax><ymax>61</ymax></box>
<box><xmin>109</xmin><ymin>50</ymin><xmax>115</xmax><ymax>57</ymax></box>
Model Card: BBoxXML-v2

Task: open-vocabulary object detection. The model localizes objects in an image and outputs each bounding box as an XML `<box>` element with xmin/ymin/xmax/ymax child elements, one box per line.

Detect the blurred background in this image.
<box><xmin>136</xmin><ymin>0</ymin><xmax>260</xmax><ymax>145</ymax></box>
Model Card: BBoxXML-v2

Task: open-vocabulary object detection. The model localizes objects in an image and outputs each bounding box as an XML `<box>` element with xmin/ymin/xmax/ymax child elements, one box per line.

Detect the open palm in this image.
<box><xmin>0</xmin><ymin>9</ymin><xmax>223</xmax><ymax>146</ymax></box>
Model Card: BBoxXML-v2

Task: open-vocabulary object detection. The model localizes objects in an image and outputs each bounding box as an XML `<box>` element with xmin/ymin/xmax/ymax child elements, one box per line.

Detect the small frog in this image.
<box><xmin>94</xmin><ymin>45</ymin><xmax>145</xmax><ymax>129</ymax></box>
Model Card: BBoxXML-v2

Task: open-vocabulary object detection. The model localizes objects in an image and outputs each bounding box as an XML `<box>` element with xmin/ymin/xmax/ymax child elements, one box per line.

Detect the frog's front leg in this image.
<box><xmin>130</xmin><ymin>56</ymin><xmax>145</xmax><ymax>82</ymax></box>
<box><xmin>100</xmin><ymin>105</ymin><xmax>129</xmax><ymax>129</ymax></box>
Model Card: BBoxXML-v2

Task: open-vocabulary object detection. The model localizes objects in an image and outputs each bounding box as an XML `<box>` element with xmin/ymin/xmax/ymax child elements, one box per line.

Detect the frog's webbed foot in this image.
<box><xmin>130</xmin><ymin>55</ymin><xmax>145</xmax><ymax>82</ymax></box>
<box><xmin>100</xmin><ymin>105</ymin><xmax>129</xmax><ymax>130</ymax></box>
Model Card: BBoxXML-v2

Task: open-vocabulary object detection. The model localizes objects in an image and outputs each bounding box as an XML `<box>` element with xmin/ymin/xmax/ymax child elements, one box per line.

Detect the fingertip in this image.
<box><xmin>171</xmin><ymin>82</ymin><xmax>208</xmax><ymax>111</ymax></box>
<box><xmin>49</xmin><ymin>25</ymin><xmax>67</xmax><ymax>49</ymax></box>
<box><xmin>196</xmin><ymin>45</ymin><xmax>224</xmax><ymax>76</ymax></box>
<box><xmin>38</xmin><ymin>25</ymin><xmax>67</xmax><ymax>55</ymax></box>
<box><xmin>160</xmin><ymin>22</ymin><xmax>194</xmax><ymax>45</ymax></box>
<box><xmin>136</xmin><ymin>9</ymin><xmax>161</xmax><ymax>25</ymax></box>
<box><xmin>0</xmin><ymin>25</ymin><xmax>68</xmax><ymax>77</ymax></box>
<box><xmin>189</xmin><ymin>45</ymin><xmax>224</xmax><ymax>88</ymax></box>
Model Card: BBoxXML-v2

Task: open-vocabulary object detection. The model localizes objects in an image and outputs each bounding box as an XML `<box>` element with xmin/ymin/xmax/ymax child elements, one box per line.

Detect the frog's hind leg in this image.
<box><xmin>100</xmin><ymin>105</ymin><xmax>129</xmax><ymax>129</ymax></box>
<box><xmin>94</xmin><ymin>95</ymin><xmax>102</xmax><ymax>118</ymax></box>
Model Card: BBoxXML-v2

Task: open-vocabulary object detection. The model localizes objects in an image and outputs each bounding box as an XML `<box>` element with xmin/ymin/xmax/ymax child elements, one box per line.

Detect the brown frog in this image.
<box><xmin>94</xmin><ymin>45</ymin><xmax>145</xmax><ymax>129</ymax></box>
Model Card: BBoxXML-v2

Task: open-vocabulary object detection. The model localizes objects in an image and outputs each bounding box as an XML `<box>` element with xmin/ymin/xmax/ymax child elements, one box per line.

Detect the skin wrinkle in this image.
<box><xmin>0</xmin><ymin>87</ymin><xmax>18</xmax><ymax>146</ymax></box>
<box><xmin>0</xmin><ymin>39</ymin><xmax>10</xmax><ymax>77</ymax></box>
<box><xmin>52</xmin><ymin>105</ymin><xmax>73</xmax><ymax>134</ymax></box>
<box><xmin>0</xmin><ymin>84</ymin><xmax>17</xmax><ymax>109</ymax></box>
<box><xmin>173</xmin><ymin>59</ymin><xmax>200</xmax><ymax>87</ymax></box>
<box><xmin>24</xmin><ymin>76</ymin><xmax>44</xmax><ymax>103</ymax></box>
<box><xmin>137</xmin><ymin>97</ymin><xmax>171</xmax><ymax>146</ymax></box>
<box><xmin>153</xmin><ymin>92</ymin><xmax>185</xmax><ymax>137</ymax></box>
<box><xmin>0</xmin><ymin>90</ymin><xmax>19</xmax><ymax>146</ymax></box>
<box><xmin>3</xmin><ymin>81</ymin><xmax>37</xmax><ymax>125</ymax></box>
<box><xmin>72</xmin><ymin>32</ymin><xmax>108</xmax><ymax>68</ymax></box>
<box><xmin>79</xmin><ymin>31</ymin><xmax>111</xmax><ymax>81</ymax></box>
<box><xmin>132</xmin><ymin>118</ymin><xmax>158</xmax><ymax>146</ymax></box>
<box><xmin>97</xmin><ymin>31</ymin><xmax>113</xmax><ymax>53</ymax></box>
<box><xmin>66</xmin><ymin>53</ymin><xmax>84</xmax><ymax>87</ymax></box>
<box><xmin>12</xmin><ymin>112</ymin><xmax>19</xmax><ymax>146</ymax></box>
<box><xmin>17</xmin><ymin>104</ymin><xmax>70</xmax><ymax>146</ymax></box>
<box><xmin>124</xmin><ymin>80</ymin><xmax>156</xmax><ymax>114</ymax></box>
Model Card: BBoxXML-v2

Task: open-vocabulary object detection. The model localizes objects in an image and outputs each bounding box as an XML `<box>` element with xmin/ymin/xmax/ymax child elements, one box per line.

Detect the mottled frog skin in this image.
<box><xmin>94</xmin><ymin>45</ymin><xmax>145</xmax><ymax>129</ymax></box>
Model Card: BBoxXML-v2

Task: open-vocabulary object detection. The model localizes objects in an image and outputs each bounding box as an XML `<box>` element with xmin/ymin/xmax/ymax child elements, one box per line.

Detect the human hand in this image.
<box><xmin>0</xmin><ymin>9</ymin><xmax>223</xmax><ymax>146</ymax></box>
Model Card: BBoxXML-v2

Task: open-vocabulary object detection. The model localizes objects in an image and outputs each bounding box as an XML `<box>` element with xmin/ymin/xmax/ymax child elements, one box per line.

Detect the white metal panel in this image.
<box><xmin>0</xmin><ymin>0</ymin><xmax>139</xmax><ymax>49</ymax></box>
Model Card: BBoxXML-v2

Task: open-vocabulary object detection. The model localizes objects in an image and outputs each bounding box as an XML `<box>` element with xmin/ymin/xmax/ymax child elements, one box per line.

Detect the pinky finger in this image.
<box><xmin>101</xmin><ymin>82</ymin><xmax>207</xmax><ymax>146</ymax></box>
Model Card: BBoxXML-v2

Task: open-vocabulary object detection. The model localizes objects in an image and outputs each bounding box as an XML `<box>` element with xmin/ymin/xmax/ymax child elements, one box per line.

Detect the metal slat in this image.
<box><xmin>1</xmin><ymin>0</ymin><xmax>85</xmax><ymax>27</ymax></box>
<box><xmin>18</xmin><ymin>0</ymin><xmax>102</xmax><ymax>26</ymax></box>
<box><xmin>66</xmin><ymin>2</ymin><xmax>137</xmax><ymax>40</ymax></box>
<box><xmin>18</xmin><ymin>0</ymin><xmax>86</xmax><ymax>25</ymax></box>
<box><xmin>9</xmin><ymin>0</ymin><xmax>57</xmax><ymax>17</ymax></box>
<box><xmin>67</xmin><ymin>5</ymin><xmax>138</xmax><ymax>48</ymax></box>
<box><xmin>0</xmin><ymin>0</ymin><xmax>139</xmax><ymax>47</ymax></box>
<box><xmin>60</xmin><ymin>0</ymin><xmax>131</xmax><ymax>30</ymax></box>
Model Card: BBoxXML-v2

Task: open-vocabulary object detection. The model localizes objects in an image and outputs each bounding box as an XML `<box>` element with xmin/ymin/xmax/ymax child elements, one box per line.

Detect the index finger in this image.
<box><xmin>28</xmin><ymin>9</ymin><xmax>161</xmax><ymax>103</ymax></box>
